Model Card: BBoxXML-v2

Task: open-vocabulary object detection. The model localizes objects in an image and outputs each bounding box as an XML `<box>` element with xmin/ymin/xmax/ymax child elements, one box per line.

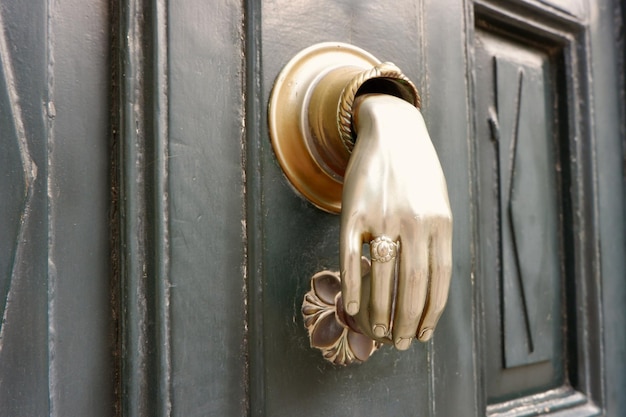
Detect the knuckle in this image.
<box><xmin>417</xmin><ymin>265</ymin><xmax>430</xmax><ymax>278</ymax></box>
<box><xmin>431</xmin><ymin>213</ymin><xmax>452</xmax><ymax>230</ymax></box>
<box><xmin>371</xmin><ymin>298</ymin><xmax>387</xmax><ymax>315</ymax></box>
<box><xmin>435</xmin><ymin>261</ymin><xmax>453</xmax><ymax>276</ymax></box>
<box><xmin>407</xmin><ymin>211</ymin><xmax>452</xmax><ymax>235</ymax></box>
<box><xmin>428</xmin><ymin>302</ymin><xmax>447</xmax><ymax>318</ymax></box>
<box><xmin>403</xmin><ymin>295</ymin><xmax>425</xmax><ymax>321</ymax></box>
<box><xmin>405</xmin><ymin>307</ymin><xmax>423</xmax><ymax>321</ymax></box>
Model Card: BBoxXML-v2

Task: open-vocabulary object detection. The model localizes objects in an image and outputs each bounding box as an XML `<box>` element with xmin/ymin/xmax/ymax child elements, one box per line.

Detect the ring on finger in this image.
<box><xmin>370</xmin><ymin>236</ymin><xmax>398</xmax><ymax>263</ymax></box>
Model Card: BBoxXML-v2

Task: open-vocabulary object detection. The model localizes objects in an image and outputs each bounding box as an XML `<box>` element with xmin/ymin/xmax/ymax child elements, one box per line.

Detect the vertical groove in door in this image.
<box><xmin>463</xmin><ymin>1</ymin><xmax>484</xmax><ymax>415</ymax></box>
<box><xmin>118</xmin><ymin>0</ymin><xmax>151</xmax><ymax>413</ymax></box>
<box><xmin>116</xmin><ymin>0</ymin><xmax>171</xmax><ymax>415</ymax></box>
<box><xmin>109</xmin><ymin>0</ymin><xmax>122</xmax><ymax>410</ymax></box>
<box><xmin>244</xmin><ymin>0</ymin><xmax>266</xmax><ymax>415</ymax></box>
<box><xmin>46</xmin><ymin>0</ymin><xmax>58</xmax><ymax>412</ymax></box>
<box><xmin>152</xmin><ymin>0</ymin><xmax>172</xmax><ymax>415</ymax></box>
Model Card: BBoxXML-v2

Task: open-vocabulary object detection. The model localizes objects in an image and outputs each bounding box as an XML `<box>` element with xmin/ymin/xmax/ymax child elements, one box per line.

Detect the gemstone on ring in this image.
<box><xmin>370</xmin><ymin>236</ymin><xmax>398</xmax><ymax>263</ymax></box>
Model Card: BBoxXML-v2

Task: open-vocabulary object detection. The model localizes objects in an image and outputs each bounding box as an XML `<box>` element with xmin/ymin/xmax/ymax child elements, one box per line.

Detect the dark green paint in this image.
<box><xmin>474</xmin><ymin>28</ymin><xmax>565</xmax><ymax>403</ymax></box>
<box><xmin>0</xmin><ymin>0</ymin><xmax>624</xmax><ymax>416</ymax></box>
<box><xmin>0</xmin><ymin>0</ymin><xmax>114</xmax><ymax>415</ymax></box>
<box><xmin>168</xmin><ymin>1</ymin><xmax>247</xmax><ymax>416</ymax></box>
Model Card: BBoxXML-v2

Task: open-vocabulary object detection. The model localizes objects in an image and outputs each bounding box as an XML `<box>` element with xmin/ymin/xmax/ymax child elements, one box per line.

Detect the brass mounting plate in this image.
<box><xmin>268</xmin><ymin>42</ymin><xmax>380</xmax><ymax>214</ymax></box>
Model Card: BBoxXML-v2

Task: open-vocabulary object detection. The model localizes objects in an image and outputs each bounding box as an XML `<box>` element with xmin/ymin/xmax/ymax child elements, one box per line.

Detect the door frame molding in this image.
<box><xmin>467</xmin><ymin>0</ymin><xmax>606</xmax><ymax>414</ymax></box>
<box><xmin>113</xmin><ymin>0</ymin><xmax>171</xmax><ymax>415</ymax></box>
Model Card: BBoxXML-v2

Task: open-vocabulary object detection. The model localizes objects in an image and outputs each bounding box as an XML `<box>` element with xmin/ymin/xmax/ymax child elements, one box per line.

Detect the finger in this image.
<box><xmin>392</xmin><ymin>230</ymin><xmax>429</xmax><ymax>350</ymax></box>
<box><xmin>340</xmin><ymin>216</ymin><xmax>364</xmax><ymax>316</ymax></box>
<box><xmin>417</xmin><ymin>223</ymin><xmax>452</xmax><ymax>342</ymax></box>
<box><xmin>353</xmin><ymin>257</ymin><xmax>374</xmax><ymax>339</ymax></box>
<box><xmin>369</xmin><ymin>235</ymin><xmax>398</xmax><ymax>340</ymax></box>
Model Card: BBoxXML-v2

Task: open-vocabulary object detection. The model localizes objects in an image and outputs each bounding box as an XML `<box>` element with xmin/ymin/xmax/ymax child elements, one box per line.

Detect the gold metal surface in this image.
<box><xmin>301</xmin><ymin>258</ymin><xmax>379</xmax><ymax>366</ymax></box>
<box><xmin>271</xmin><ymin>43</ymin><xmax>453</xmax><ymax>364</ymax></box>
<box><xmin>337</xmin><ymin>62</ymin><xmax>419</xmax><ymax>152</ymax></box>
<box><xmin>268</xmin><ymin>43</ymin><xmax>419</xmax><ymax>213</ymax></box>
<box><xmin>340</xmin><ymin>94</ymin><xmax>452</xmax><ymax>352</ymax></box>
<box><xmin>269</xmin><ymin>43</ymin><xmax>380</xmax><ymax>213</ymax></box>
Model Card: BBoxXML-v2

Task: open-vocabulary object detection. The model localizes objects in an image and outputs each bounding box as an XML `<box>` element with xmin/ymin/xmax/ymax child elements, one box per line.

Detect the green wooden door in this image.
<box><xmin>0</xmin><ymin>0</ymin><xmax>624</xmax><ymax>416</ymax></box>
<box><xmin>0</xmin><ymin>0</ymin><xmax>113</xmax><ymax>415</ymax></box>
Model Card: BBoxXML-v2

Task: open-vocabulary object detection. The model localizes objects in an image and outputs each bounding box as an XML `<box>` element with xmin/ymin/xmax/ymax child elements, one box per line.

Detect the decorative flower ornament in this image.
<box><xmin>302</xmin><ymin>257</ymin><xmax>379</xmax><ymax>365</ymax></box>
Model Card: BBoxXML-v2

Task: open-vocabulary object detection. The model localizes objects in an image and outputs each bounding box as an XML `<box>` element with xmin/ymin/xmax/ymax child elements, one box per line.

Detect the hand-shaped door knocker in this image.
<box><xmin>269</xmin><ymin>43</ymin><xmax>452</xmax><ymax>365</ymax></box>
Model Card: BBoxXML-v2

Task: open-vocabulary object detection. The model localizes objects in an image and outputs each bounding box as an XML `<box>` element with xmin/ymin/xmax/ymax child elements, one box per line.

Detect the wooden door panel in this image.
<box><xmin>420</xmin><ymin>2</ymin><xmax>478</xmax><ymax>415</ymax></box>
<box><xmin>102</xmin><ymin>0</ymin><xmax>626</xmax><ymax>414</ymax></box>
<box><xmin>255</xmin><ymin>1</ymin><xmax>475</xmax><ymax>416</ymax></box>
<box><xmin>1</xmin><ymin>0</ymin><xmax>624</xmax><ymax>416</ymax></box>
<box><xmin>474</xmin><ymin>28</ymin><xmax>565</xmax><ymax>400</ymax></box>
<box><xmin>0</xmin><ymin>0</ymin><xmax>113</xmax><ymax>415</ymax></box>
<box><xmin>94</xmin><ymin>0</ymin><xmax>626</xmax><ymax>413</ymax></box>
<box><xmin>168</xmin><ymin>2</ymin><xmax>247</xmax><ymax>416</ymax></box>
<box><xmin>116</xmin><ymin>1</ymin><xmax>248</xmax><ymax>416</ymax></box>
<box><xmin>0</xmin><ymin>3</ymin><xmax>49</xmax><ymax>411</ymax></box>
<box><xmin>588</xmin><ymin>0</ymin><xmax>626</xmax><ymax>414</ymax></box>
<box><xmin>258</xmin><ymin>3</ymin><xmax>434</xmax><ymax>415</ymax></box>
<box><xmin>471</xmin><ymin>1</ymin><xmax>612</xmax><ymax>414</ymax></box>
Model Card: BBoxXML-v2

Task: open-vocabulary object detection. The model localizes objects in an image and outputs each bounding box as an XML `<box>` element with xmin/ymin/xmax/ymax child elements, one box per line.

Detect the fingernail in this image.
<box><xmin>419</xmin><ymin>328</ymin><xmax>433</xmax><ymax>341</ymax></box>
<box><xmin>346</xmin><ymin>301</ymin><xmax>359</xmax><ymax>315</ymax></box>
<box><xmin>373</xmin><ymin>324</ymin><xmax>387</xmax><ymax>338</ymax></box>
<box><xmin>395</xmin><ymin>337</ymin><xmax>412</xmax><ymax>351</ymax></box>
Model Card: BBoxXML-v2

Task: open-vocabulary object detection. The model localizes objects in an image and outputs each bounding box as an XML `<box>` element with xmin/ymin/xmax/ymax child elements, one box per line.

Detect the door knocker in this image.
<box><xmin>269</xmin><ymin>43</ymin><xmax>452</xmax><ymax>365</ymax></box>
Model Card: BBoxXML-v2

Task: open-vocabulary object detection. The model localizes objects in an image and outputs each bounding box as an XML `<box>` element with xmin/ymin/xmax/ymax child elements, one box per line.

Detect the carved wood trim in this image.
<box><xmin>469</xmin><ymin>0</ymin><xmax>603</xmax><ymax>415</ymax></box>
<box><xmin>114</xmin><ymin>0</ymin><xmax>171</xmax><ymax>415</ymax></box>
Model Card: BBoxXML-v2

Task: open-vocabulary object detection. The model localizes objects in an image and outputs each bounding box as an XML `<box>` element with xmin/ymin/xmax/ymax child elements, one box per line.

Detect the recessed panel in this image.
<box><xmin>475</xmin><ymin>29</ymin><xmax>565</xmax><ymax>402</ymax></box>
<box><xmin>0</xmin><ymin>43</ymin><xmax>26</xmax><ymax>324</ymax></box>
<box><xmin>495</xmin><ymin>54</ymin><xmax>560</xmax><ymax>368</ymax></box>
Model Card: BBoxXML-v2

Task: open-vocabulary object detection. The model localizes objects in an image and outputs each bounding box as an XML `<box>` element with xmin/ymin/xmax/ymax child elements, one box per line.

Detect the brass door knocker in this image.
<box><xmin>269</xmin><ymin>43</ymin><xmax>452</xmax><ymax>365</ymax></box>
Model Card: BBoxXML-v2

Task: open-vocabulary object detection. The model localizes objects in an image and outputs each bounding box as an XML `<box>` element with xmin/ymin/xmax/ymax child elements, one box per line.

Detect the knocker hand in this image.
<box><xmin>340</xmin><ymin>94</ymin><xmax>452</xmax><ymax>351</ymax></box>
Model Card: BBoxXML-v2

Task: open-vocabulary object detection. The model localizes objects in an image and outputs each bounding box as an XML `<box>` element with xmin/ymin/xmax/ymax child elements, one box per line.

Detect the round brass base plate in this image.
<box><xmin>268</xmin><ymin>42</ymin><xmax>380</xmax><ymax>214</ymax></box>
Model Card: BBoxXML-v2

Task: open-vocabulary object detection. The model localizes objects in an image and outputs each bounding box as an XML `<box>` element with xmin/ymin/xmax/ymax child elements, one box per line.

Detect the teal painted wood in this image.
<box><xmin>472</xmin><ymin>1</ymin><xmax>602</xmax><ymax>414</ymax></box>
<box><xmin>422</xmin><ymin>2</ymin><xmax>478</xmax><ymax>415</ymax></box>
<box><xmin>0</xmin><ymin>0</ymin><xmax>115</xmax><ymax>415</ymax></box>
<box><xmin>474</xmin><ymin>28</ymin><xmax>565</xmax><ymax>402</ymax></box>
<box><xmin>590</xmin><ymin>0</ymin><xmax>626</xmax><ymax>414</ymax></box>
<box><xmin>471</xmin><ymin>1</ymin><xmax>624</xmax><ymax>415</ymax></box>
<box><xmin>116</xmin><ymin>0</ymin><xmax>624</xmax><ymax>413</ymax></box>
<box><xmin>116</xmin><ymin>0</ymin><xmax>171</xmax><ymax>415</ymax></box>
<box><xmin>115</xmin><ymin>1</ymin><xmax>249</xmax><ymax>415</ymax></box>
<box><xmin>495</xmin><ymin>55</ymin><xmax>559</xmax><ymax>369</ymax></box>
<box><xmin>0</xmin><ymin>2</ymin><xmax>48</xmax><ymax>413</ymax></box>
<box><xmin>48</xmin><ymin>0</ymin><xmax>115</xmax><ymax>414</ymax></box>
<box><xmin>167</xmin><ymin>1</ymin><xmax>247</xmax><ymax>416</ymax></box>
<box><xmin>255</xmin><ymin>1</ymin><xmax>474</xmax><ymax>416</ymax></box>
<box><xmin>109</xmin><ymin>0</ymin><xmax>626</xmax><ymax>414</ymax></box>
<box><xmin>244</xmin><ymin>1</ymin><xmax>266</xmax><ymax>416</ymax></box>
<box><xmin>0</xmin><ymin>0</ymin><xmax>623</xmax><ymax>416</ymax></box>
